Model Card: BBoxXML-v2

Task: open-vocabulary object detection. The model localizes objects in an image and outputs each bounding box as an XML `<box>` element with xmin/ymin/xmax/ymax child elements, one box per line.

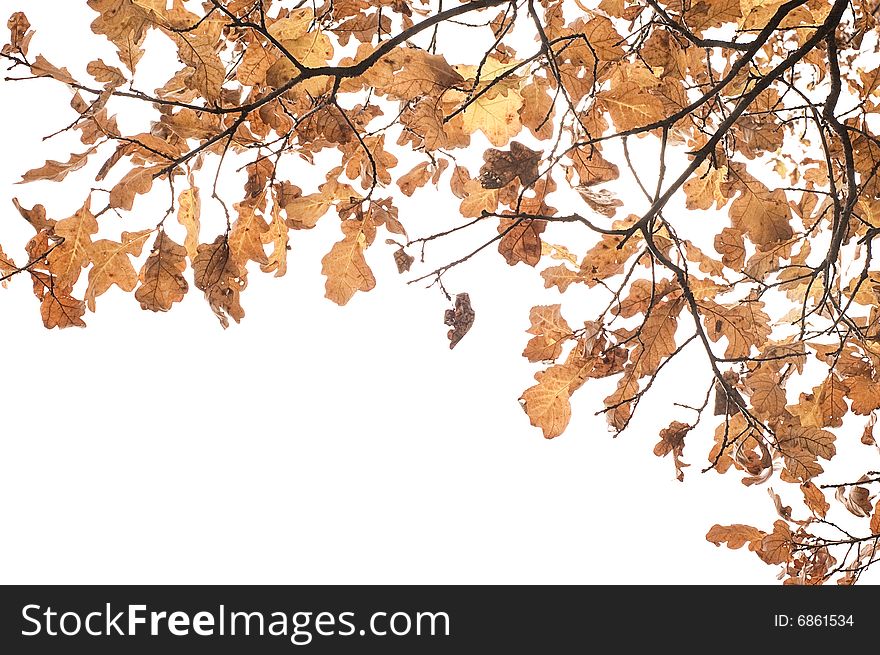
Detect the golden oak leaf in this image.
<box><xmin>461</xmin><ymin>89</ymin><xmax>523</xmax><ymax>147</ymax></box>
<box><xmin>523</xmin><ymin>304</ymin><xmax>572</xmax><ymax>363</ymax></box>
<box><xmin>685</xmin><ymin>0</ymin><xmax>742</xmax><ymax>32</ymax></box>
<box><xmin>399</xmin><ymin>98</ymin><xmax>467</xmax><ymax>151</ymax></box>
<box><xmin>801</xmin><ymin>481</ymin><xmax>830</xmax><ymax>519</ymax></box>
<box><xmin>709</xmin><ymin>414</ymin><xmax>750</xmax><ymax>474</ymax></box>
<box><xmin>332</xmin><ymin>11</ymin><xmax>384</xmax><ymax>46</ymax></box>
<box><xmin>166</xmin><ymin>16</ymin><xmax>225</xmax><ymax>102</ymax></box>
<box><xmin>519</xmin><ymin>80</ymin><xmax>556</xmax><ymax>140</ymax></box>
<box><xmin>85</xmin><ymin>229</ymin><xmax>152</xmax><ymax>311</ymax></box>
<box><xmin>370</xmin><ymin>47</ymin><xmax>464</xmax><ymax>101</ymax></box>
<box><xmin>777</xmin><ymin>424</ymin><xmax>836</xmax><ymax>481</ymax></box>
<box><xmin>540</xmin><ymin>264</ymin><xmax>587</xmax><ymax>292</ymax></box>
<box><xmin>454</xmin><ymin>56</ymin><xmax>522</xmax><ymax>96</ymax></box>
<box><xmin>343</xmin><ymin>135</ymin><xmax>398</xmax><ymax>188</ymax></box>
<box><xmin>497</xmin><ymin>218</ymin><xmax>545</xmax><ymax>267</ymax></box>
<box><xmin>578</xmin><ymin>228</ymin><xmax>642</xmax><ymax>287</ymax></box>
<box><xmin>397</xmin><ymin>162</ymin><xmax>432</xmax><ymax>197</ymax></box>
<box><xmin>87</xmin><ymin>0</ymin><xmax>152</xmax><ymax>72</ymax></box>
<box><xmin>135</xmin><ymin>231</ymin><xmax>189</xmax><ymax>312</ymax></box>
<box><xmin>632</xmin><ymin>298</ymin><xmax>682</xmax><ymax>376</ymax></box>
<box><xmin>794</xmin><ymin>374</ymin><xmax>848</xmax><ymax>429</ymax></box>
<box><xmin>701</xmin><ymin>299</ymin><xmax>771</xmax><ymax>358</ymax></box>
<box><xmin>278</xmin><ymin>29</ymin><xmax>333</xmax><ymax>71</ymax></box>
<box><xmin>193</xmin><ymin>236</ymin><xmax>247</xmax><ymax>328</ymax></box>
<box><xmin>641</xmin><ymin>28</ymin><xmax>687</xmax><ymax>80</ymax></box>
<box><xmin>612</xmin><ymin>279</ymin><xmax>672</xmax><ymax>318</ymax></box>
<box><xmin>520</xmin><ymin>347</ymin><xmax>594</xmax><ymax>438</ymax></box>
<box><xmin>86</xmin><ymin>59</ymin><xmax>126</xmax><ymax>87</ymax></box>
<box><xmin>459</xmin><ymin>177</ymin><xmax>499</xmax><ymax>218</ymax></box>
<box><xmin>176</xmin><ymin>183</ymin><xmax>201</xmax><ymax>262</ymax></box>
<box><xmin>714</xmin><ymin>227</ymin><xmax>746</xmax><ymax>270</ymax></box>
<box><xmin>726</xmin><ymin>166</ymin><xmax>793</xmax><ymax>249</ymax></box>
<box><xmin>229</xmin><ymin>204</ymin><xmax>271</xmax><ymax>266</ymax></box>
<box><xmin>262</xmin><ymin>190</ymin><xmax>290</xmax><ymax>278</ymax></box>
<box><xmin>285</xmin><ymin>193</ymin><xmax>332</xmax><ymax>229</ymax></box>
<box><xmin>844</xmin><ymin>375</ymin><xmax>880</xmax><ymax>415</ymax></box>
<box><xmin>604</xmin><ymin>364</ymin><xmax>640</xmax><ymax>431</ymax></box>
<box><xmin>683</xmin><ymin>242</ymin><xmax>725</xmax><ymax>278</ymax></box>
<box><xmin>568</xmin><ymin>146</ymin><xmax>619</xmax><ymax>187</ymax></box>
<box><xmin>321</xmin><ymin>220</ymin><xmax>377</xmax><ymax>306</ymax></box>
<box><xmin>541</xmin><ymin>242</ymin><xmax>579</xmax><ymax>266</ymax></box>
<box><xmin>579</xmin><ymin>15</ymin><xmax>626</xmax><ymax>60</ymax></box>
<box><xmin>47</xmin><ymin>200</ymin><xmax>99</xmax><ymax>291</ymax></box>
<box><xmin>706</xmin><ymin>524</ymin><xmax>766</xmax><ymax>551</ymax></box>
<box><xmin>237</xmin><ymin>40</ymin><xmax>275</xmax><ymax>87</ymax></box>
<box><xmin>745</xmin><ymin>367</ymin><xmax>787</xmax><ymax>420</ymax></box>
<box><xmin>41</xmin><ymin>292</ymin><xmax>86</xmax><ymax>329</ymax></box>
<box><xmin>758</xmin><ymin>520</ymin><xmax>793</xmax><ymax>565</ymax></box>
<box><xmin>598</xmin><ymin>80</ymin><xmax>664</xmax><ymax>131</ymax></box>
<box><xmin>683</xmin><ymin>162</ymin><xmax>729</xmax><ymax>210</ymax></box>
<box><xmin>109</xmin><ymin>166</ymin><xmax>161</xmax><ymax>211</ymax></box>
<box><xmin>30</xmin><ymin>54</ymin><xmax>76</xmax><ymax>84</ymax></box>
<box><xmin>20</xmin><ymin>150</ymin><xmax>93</xmax><ymax>183</ymax></box>
<box><xmin>267</xmin><ymin>10</ymin><xmax>312</xmax><ymax>42</ymax></box>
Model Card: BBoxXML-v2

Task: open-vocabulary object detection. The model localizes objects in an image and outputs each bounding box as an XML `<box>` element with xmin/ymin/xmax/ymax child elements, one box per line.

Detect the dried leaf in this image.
<box><xmin>322</xmin><ymin>219</ymin><xmax>376</xmax><ymax>306</ymax></box>
<box><xmin>801</xmin><ymin>481</ymin><xmax>829</xmax><ymax>519</ymax></box>
<box><xmin>135</xmin><ymin>231</ymin><xmax>189</xmax><ymax>312</ymax></box>
<box><xmin>522</xmin><ymin>304</ymin><xmax>572</xmax><ymax>362</ymax></box>
<box><xmin>393</xmin><ymin>247</ymin><xmax>414</xmax><ymax>274</ymax></box>
<box><xmin>576</xmin><ymin>187</ymin><xmax>623</xmax><ymax>217</ymax></box>
<box><xmin>193</xmin><ymin>235</ymin><xmax>247</xmax><ymax>328</ymax></box>
<box><xmin>706</xmin><ymin>524</ymin><xmax>766</xmax><ymax>551</ymax></box>
<box><xmin>479</xmin><ymin>142</ymin><xmax>541</xmax><ymax>189</ymax></box>
<box><xmin>444</xmin><ymin>292</ymin><xmax>475</xmax><ymax>350</ymax></box>
<box><xmin>176</xmin><ymin>183</ymin><xmax>201</xmax><ymax>262</ymax></box>
<box><xmin>86</xmin><ymin>229</ymin><xmax>152</xmax><ymax>311</ymax></box>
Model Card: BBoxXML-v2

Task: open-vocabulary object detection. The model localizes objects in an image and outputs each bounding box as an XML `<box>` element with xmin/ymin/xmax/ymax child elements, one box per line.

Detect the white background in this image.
<box><xmin>1</xmin><ymin>1</ymin><xmax>867</xmax><ymax>585</ymax></box>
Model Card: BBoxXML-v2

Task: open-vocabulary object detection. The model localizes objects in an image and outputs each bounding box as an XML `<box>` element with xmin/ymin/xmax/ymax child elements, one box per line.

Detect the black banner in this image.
<box><xmin>0</xmin><ymin>585</ymin><xmax>872</xmax><ymax>652</ymax></box>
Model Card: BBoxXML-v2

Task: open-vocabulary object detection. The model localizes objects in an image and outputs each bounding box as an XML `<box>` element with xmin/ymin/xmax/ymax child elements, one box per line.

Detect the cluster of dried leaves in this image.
<box><xmin>2</xmin><ymin>0</ymin><xmax>880</xmax><ymax>583</ymax></box>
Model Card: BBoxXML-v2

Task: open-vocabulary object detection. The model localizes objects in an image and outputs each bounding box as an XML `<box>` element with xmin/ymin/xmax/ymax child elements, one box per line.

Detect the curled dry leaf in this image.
<box><xmin>575</xmin><ymin>187</ymin><xmax>623</xmax><ymax>217</ymax></box>
<box><xmin>393</xmin><ymin>247</ymin><xmax>414</xmax><ymax>274</ymax></box>
<box><xmin>835</xmin><ymin>485</ymin><xmax>874</xmax><ymax>518</ymax></box>
<box><xmin>653</xmin><ymin>420</ymin><xmax>691</xmax><ymax>482</ymax></box>
<box><xmin>193</xmin><ymin>236</ymin><xmax>247</xmax><ymax>329</ymax></box>
<box><xmin>444</xmin><ymin>292</ymin><xmax>475</xmax><ymax>350</ymax></box>
<box><xmin>800</xmin><ymin>481</ymin><xmax>829</xmax><ymax>519</ymax></box>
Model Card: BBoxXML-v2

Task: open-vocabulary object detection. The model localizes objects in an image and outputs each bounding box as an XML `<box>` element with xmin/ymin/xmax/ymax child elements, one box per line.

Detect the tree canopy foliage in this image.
<box><xmin>2</xmin><ymin>0</ymin><xmax>880</xmax><ymax>583</ymax></box>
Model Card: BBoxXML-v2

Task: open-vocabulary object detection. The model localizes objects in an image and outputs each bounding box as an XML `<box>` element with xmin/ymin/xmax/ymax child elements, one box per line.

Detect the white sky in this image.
<box><xmin>1</xmin><ymin>1</ymin><xmax>875</xmax><ymax>585</ymax></box>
